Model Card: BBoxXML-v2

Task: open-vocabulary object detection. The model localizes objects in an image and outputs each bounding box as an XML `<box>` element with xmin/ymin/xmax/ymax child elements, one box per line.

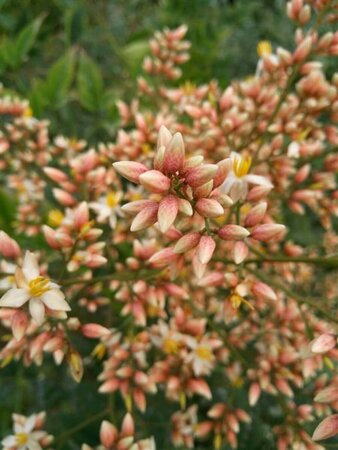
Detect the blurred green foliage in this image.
<box><xmin>0</xmin><ymin>0</ymin><xmax>294</xmax><ymax>143</ymax></box>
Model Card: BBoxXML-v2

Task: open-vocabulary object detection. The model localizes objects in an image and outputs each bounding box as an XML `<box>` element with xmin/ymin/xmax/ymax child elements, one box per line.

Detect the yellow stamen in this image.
<box><xmin>196</xmin><ymin>346</ymin><xmax>213</xmax><ymax>361</ymax></box>
<box><xmin>91</xmin><ymin>343</ymin><xmax>106</xmax><ymax>360</ymax></box>
<box><xmin>163</xmin><ymin>338</ymin><xmax>180</xmax><ymax>355</ymax></box>
<box><xmin>181</xmin><ymin>81</ymin><xmax>196</xmax><ymax>96</ymax></box>
<box><xmin>16</xmin><ymin>433</ymin><xmax>29</xmax><ymax>445</ymax></box>
<box><xmin>233</xmin><ymin>155</ymin><xmax>252</xmax><ymax>178</ymax></box>
<box><xmin>28</xmin><ymin>276</ymin><xmax>50</xmax><ymax>297</ymax></box>
<box><xmin>48</xmin><ymin>209</ymin><xmax>64</xmax><ymax>227</ymax></box>
<box><xmin>230</xmin><ymin>294</ymin><xmax>254</xmax><ymax>311</ymax></box>
<box><xmin>23</xmin><ymin>107</ymin><xmax>33</xmax><ymax>118</ymax></box>
<box><xmin>106</xmin><ymin>192</ymin><xmax>119</xmax><ymax>208</ymax></box>
<box><xmin>214</xmin><ymin>433</ymin><xmax>223</xmax><ymax>450</ymax></box>
<box><xmin>257</xmin><ymin>40</ymin><xmax>272</xmax><ymax>57</ymax></box>
<box><xmin>141</xmin><ymin>143</ymin><xmax>152</xmax><ymax>155</ymax></box>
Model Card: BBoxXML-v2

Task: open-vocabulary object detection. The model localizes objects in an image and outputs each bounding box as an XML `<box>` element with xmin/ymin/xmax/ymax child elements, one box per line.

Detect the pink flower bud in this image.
<box><xmin>251</xmin><ymin>224</ymin><xmax>286</xmax><ymax>242</ymax></box>
<box><xmin>294</xmin><ymin>164</ymin><xmax>310</xmax><ymax>183</ymax></box>
<box><xmin>0</xmin><ymin>231</ymin><xmax>20</xmax><ymax>259</ymax></box>
<box><xmin>113</xmin><ymin>161</ymin><xmax>148</xmax><ymax>183</ymax></box>
<box><xmin>163</xmin><ymin>132</ymin><xmax>185</xmax><ymax>174</ymax></box>
<box><xmin>149</xmin><ymin>247</ymin><xmax>178</xmax><ymax>266</ymax></box>
<box><xmin>247</xmin><ymin>185</ymin><xmax>272</xmax><ymax>202</ymax></box>
<box><xmin>82</xmin><ymin>323</ymin><xmax>111</xmax><ymax>338</ymax></box>
<box><xmin>312</xmin><ymin>414</ymin><xmax>338</xmax><ymax>441</ymax></box>
<box><xmin>314</xmin><ymin>386</ymin><xmax>338</xmax><ymax>403</ymax></box>
<box><xmin>122</xmin><ymin>200</ymin><xmax>157</xmax><ymax>215</ymax></box>
<box><xmin>252</xmin><ymin>281</ymin><xmax>277</xmax><ymax>301</ymax></box>
<box><xmin>293</xmin><ymin>36</ymin><xmax>312</xmax><ymax>62</ymax></box>
<box><xmin>53</xmin><ymin>188</ymin><xmax>76</xmax><ymax>206</ymax></box>
<box><xmin>232</xmin><ymin>241</ymin><xmax>248</xmax><ymax>264</ymax></box>
<box><xmin>130</xmin><ymin>203</ymin><xmax>159</xmax><ymax>232</ymax></box>
<box><xmin>100</xmin><ymin>421</ymin><xmax>118</xmax><ymax>447</ymax></box>
<box><xmin>174</xmin><ymin>232</ymin><xmax>201</xmax><ymax>253</ymax></box>
<box><xmin>218</xmin><ymin>225</ymin><xmax>250</xmax><ymax>240</ymax></box>
<box><xmin>74</xmin><ymin>202</ymin><xmax>89</xmax><ymax>230</ymax></box>
<box><xmin>249</xmin><ymin>382</ymin><xmax>261</xmax><ymax>406</ymax></box>
<box><xmin>177</xmin><ymin>198</ymin><xmax>193</xmax><ymax>216</ymax></box>
<box><xmin>158</xmin><ymin>195</ymin><xmax>178</xmax><ymax>233</ymax></box>
<box><xmin>195</xmin><ymin>198</ymin><xmax>224</xmax><ymax>218</ymax></box>
<box><xmin>244</xmin><ymin>202</ymin><xmax>267</xmax><ymax>227</ymax></box>
<box><xmin>185</xmin><ymin>164</ymin><xmax>218</xmax><ymax>187</ymax></box>
<box><xmin>311</xmin><ymin>333</ymin><xmax>337</xmax><ymax>354</ymax></box>
<box><xmin>121</xmin><ymin>413</ymin><xmax>135</xmax><ymax>436</ymax></box>
<box><xmin>197</xmin><ymin>236</ymin><xmax>215</xmax><ymax>264</ymax></box>
<box><xmin>43</xmin><ymin>167</ymin><xmax>68</xmax><ymax>183</ymax></box>
<box><xmin>157</xmin><ymin>125</ymin><xmax>172</xmax><ymax>148</ymax></box>
<box><xmin>11</xmin><ymin>310</ymin><xmax>29</xmax><ymax>341</ymax></box>
<box><xmin>139</xmin><ymin>170</ymin><xmax>171</xmax><ymax>193</ymax></box>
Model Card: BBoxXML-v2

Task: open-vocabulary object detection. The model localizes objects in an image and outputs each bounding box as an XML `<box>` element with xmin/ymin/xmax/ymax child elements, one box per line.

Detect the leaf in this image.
<box><xmin>12</xmin><ymin>16</ymin><xmax>44</xmax><ymax>67</ymax></box>
<box><xmin>44</xmin><ymin>50</ymin><xmax>75</xmax><ymax>107</ymax></box>
<box><xmin>77</xmin><ymin>52</ymin><xmax>104</xmax><ymax>111</ymax></box>
<box><xmin>123</xmin><ymin>39</ymin><xmax>149</xmax><ymax>72</ymax></box>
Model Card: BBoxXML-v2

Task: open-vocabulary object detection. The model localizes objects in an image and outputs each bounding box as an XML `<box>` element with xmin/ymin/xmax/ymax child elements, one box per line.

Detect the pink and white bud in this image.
<box><xmin>312</xmin><ymin>414</ymin><xmax>338</xmax><ymax>441</ymax></box>
<box><xmin>247</xmin><ymin>185</ymin><xmax>272</xmax><ymax>202</ymax></box>
<box><xmin>314</xmin><ymin>386</ymin><xmax>338</xmax><ymax>403</ymax></box>
<box><xmin>294</xmin><ymin>164</ymin><xmax>311</xmax><ymax>183</ymax></box>
<box><xmin>249</xmin><ymin>382</ymin><xmax>261</xmax><ymax>406</ymax></box>
<box><xmin>311</xmin><ymin>333</ymin><xmax>337</xmax><ymax>354</ymax></box>
<box><xmin>122</xmin><ymin>200</ymin><xmax>157</xmax><ymax>215</ymax></box>
<box><xmin>197</xmin><ymin>236</ymin><xmax>215</xmax><ymax>264</ymax></box>
<box><xmin>82</xmin><ymin>323</ymin><xmax>111</xmax><ymax>339</ymax></box>
<box><xmin>121</xmin><ymin>413</ymin><xmax>135</xmax><ymax>436</ymax></box>
<box><xmin>177</xmin><ymin>198</ymin><xmax>193</xmax><ymax>216</ymax></box>
<box><xmin>251</xmin><ymin>224</ymin><xmax>286</xmax><ymax>242</ymax></box>
<box><xmin>232</xmin><ymin>241</ymin><xmax>249</xmax><ymax>264</ymax></box>
<box><xmin>0</xmin><ymin>231</ymin><xmax>20</xmax><ymax>259</ymax></box>
<box><xmin>293</xmin><ymin>36</ymin><xmax>312</xmax><ymax>62</ymax></box>
<box><xmin>148</xmin><ymin>247</ymin><xmax>178</xmax><ymax>266</ymax></box>
<box><xmin>130</xmin><ymin>203</ymin><xmax>159</xmax><ymax>232</ymax></box>
<box><xmin>11</xmin><ymin>310</ymin><xmax>29</xmax><ymax>341</ymax></box>
<box><xmin>113</xmin><ymin>161</ymin><xmax>148</xmax><ymax>183</ymax></box>
<box><xmin>139</xmin><ymin>170</ymin><xmax>171</xmax><ymax>193</ymax></box>
<box><xmin>53</xmin><ymin>188</ymin><xmax>76</xmax><ymax>206</ymax></box>
<box><xmin>43</xmin><ymin>167</ymin><xmax>68</xmax><ymax>183</ymax></box>
<box><xmin>252</xmin><ymin>281</ymin><xmax>277</xmax><ymax>301</ymax></box>
<box><xmin>74</xmin><ymin>202</ymin><xmax>89</xmax><ymax>230</ymax></box>
<box><xmin>163</xmin><ymin>132</ymin><xmax>185</xmax><ymax>174</ymax></box>
<box><xmin>218</xmin><ymin>225</ymin><xmax>250</xmax><ymax>241</ymax></box>
<box><xmin>174</xmin><ymin>232</ymin><xmax>201</xmax><ymax>253</ymax></box>
<box><xmin>244</xmin><ymin>202</ymin><xmax>267</xmax><ymax>227</ymax></box>
<box><xmin>185</xmin><ymin>164</ymin><xmax>218</xmax><ymax>187</ymax></box>
<box><xmin>100</xmin><ymin>421</ymin><xmax>118</xmax><ymax>447</ymax></box>
<box><xmin>195</xmin><ymin>198</ymin><xmax>224</xmax><ymax>218</ymax></box>
<box><xmin>157</xmin><ymin>125</ymin><xmax>172</xmax><ymax>148</ymax></box>
<box><xmin>158</xmin><ymin>195</ymin><xmax>178</xmax><ymax>233</ymax></box>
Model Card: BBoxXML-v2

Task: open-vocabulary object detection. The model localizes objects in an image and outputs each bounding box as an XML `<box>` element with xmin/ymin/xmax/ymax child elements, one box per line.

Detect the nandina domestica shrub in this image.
<box><xmin>0</xmin><ymin>0</ymin><xmax>337</xmax><ymax>449</ymax></box>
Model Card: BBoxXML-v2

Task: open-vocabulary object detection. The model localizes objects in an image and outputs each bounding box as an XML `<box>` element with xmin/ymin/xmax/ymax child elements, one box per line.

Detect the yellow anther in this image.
<box><xmin>163</xmin><ymin>338</ymin><xmax>180</xmax><ymax>355</ymax></box>
<box><xmin>257</xmin><ymin>40</ymin><xmax>272</xmax><ymax>57</ymax></box>
<box><xmin>196</xmin><ymin>346</ymin><xmax>213</xmax><ymax>361</ymax></box>
<box><xmin>230</xmin><ymin>294</ymin><xmax>254</xmax><ymax>311</ymax></box>
<box><xmin>23</xmin><ymin>107</ymin><xmax>33</xmax><ymax>118</ymax></box>
<box><xmin>106</xmin><ymin>192</ymin><xmax>119</xmax><ymax>208</ymax></box>
<box><xmin>16</xmin><ymin>433</ymin><xmax>29</xmax><ymax>445</ymax></box>
<box><xmin>48</xmin><ymin>209</ymin><xmax>64</xmax><ymax>227</ymax></box>
<box><xmin>28</xmin><ymin>276</ymin><xmax>50</xmax><ymax>297</ymax></box>
<box><xmin>233</xmin><ymin>155</ymin><xmax>252</xmax><ymax>178</ymax></box>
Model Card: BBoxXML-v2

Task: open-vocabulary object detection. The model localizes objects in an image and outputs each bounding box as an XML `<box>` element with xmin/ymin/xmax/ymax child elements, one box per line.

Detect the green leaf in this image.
<box><xmin>77</xmin><ymin>52</ymin><xmax>104</xmax><ymax>111</ymax></box>
<box><xmin>12</xmin><ymin>16</ymin><xmax>44</xmax><ymax>67</ymax></box>
<box><xmin>123</xmin><ymin>39</ymin><xmax>149</xmax><ymax>72</ymax></box>
<box><xmin>44</xmin><ymin>50</ymin><xmax>75</xmax><ymax>107</ymax></box>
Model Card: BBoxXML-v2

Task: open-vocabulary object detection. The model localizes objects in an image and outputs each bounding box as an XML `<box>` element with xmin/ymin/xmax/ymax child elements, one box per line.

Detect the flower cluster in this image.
<box><xmin>0</xmin><ymin>0</ymin><xmax>337</xmax><ymax>449</ymax></box>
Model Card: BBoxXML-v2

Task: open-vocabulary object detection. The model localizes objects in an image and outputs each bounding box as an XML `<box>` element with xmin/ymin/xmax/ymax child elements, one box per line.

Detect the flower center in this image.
<box><xmin>163</xmin><ymin>338</ymin><xmax>180</xmax><ymax>354</ymax></box>
<box><xmin>28</xmin><ymin>276</ymin><xmax>50</xmax><ymax>297</ymax></box>
<box><xmin>257</xmin><ymin>40</ymin><xmax>272</xmax><ymax>57</ymax></box>
<box><xmin>48</xmin><ymin>209</ymin><xmax>64</xmax><ymax>227</ymax></box>
<box><xmin>16</xmin><ymin>433</ymin><xmax>29</xmax><ymax>445</ymax></box>
<box><xmin>195</xmin><ymin>346</ymin><xmax>212</xmax><ymax>361</ymax></box>
<box><xmin>233</xmin><ymin>155</ymin><xmax>252</xmax><ymax>178</ymax></box>
<box><xmin>106</xmin><ymin>192</ymin><xmax>119</xmax><ymax>208</ymax></box>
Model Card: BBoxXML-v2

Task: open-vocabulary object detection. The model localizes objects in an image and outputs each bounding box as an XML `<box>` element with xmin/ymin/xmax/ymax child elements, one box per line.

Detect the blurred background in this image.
<box><xmin>0</xmin><ymin>0</ymin><xmax>295</xmax><ymax>143</ymax></box>
<box><xmin>0</xmin><ymin>1</ymin><xmax>324</xmax><ymax>448</ymax></box>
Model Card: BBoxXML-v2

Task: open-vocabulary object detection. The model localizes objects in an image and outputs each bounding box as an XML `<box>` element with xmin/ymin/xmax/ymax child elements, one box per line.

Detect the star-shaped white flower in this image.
<box><xmin>2</xmin><ymin>413</ymin><xmax>45</xmax><ymax>450</ymax></box>
<box><xmin>0</xmin><ymin>251</ymin><xmax>70</xmax><ymax>325</ymax></box>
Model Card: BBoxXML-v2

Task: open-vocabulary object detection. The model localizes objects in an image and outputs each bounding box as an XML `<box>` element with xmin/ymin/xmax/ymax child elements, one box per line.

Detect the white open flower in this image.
<box><xmin>0</xmin><ymin>251</ymin><xmax>70</xmax><ymax>325</ymax></box>
<box><xmin>89</xmin><ymin>191</ymin><xmax>123</xmax><ymax>229</ymax></box>
<box><xmin>1</xmin><ymin>413</ymin><xmax>46</xmax><ymax>450</ymax></box>
<box><xmin>222</xmin><ymin>152</ymin><xmax>273</xmax><ymax>202</ymax></box>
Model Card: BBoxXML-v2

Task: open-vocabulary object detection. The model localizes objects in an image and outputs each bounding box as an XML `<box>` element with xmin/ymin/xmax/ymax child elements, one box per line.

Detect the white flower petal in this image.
<box><xmin>230</xmin><ymin>179</ymin><xmax>246</xmax><ymax>203</ymax></box>
<box><xmin>24</xmin><ymin>414</ymin><xmax>37</xmax><ymax>433</ymax></box>
<box><xmin>29</xmin><ymin>298</ymin><xmax>45</xmax><ymax>325</ymax></box>
<box><xmin>245</xmin><ymin>174</ymin><xmax>273</xmax><ymax>188</ymax></box>
<box><xmin>1</xmin><ymin>435</ymin><xmax>17</xmax><ymax>447</ymax></box>
<box><xmin>22</xmin><ymin>251</ymin><xmax>40</xmax><ymax>281</ymax></box>
<box><xmin>0</xmin><ymin>288</ymin><xmax>30</xmax><ymax>308</ymax></box>
<box><xmin>27</xmin><ymin>438</ymin><xmax>42</xmax><ymax>450</ymax></box>
<box><xmin>41</xmin><ymin>289</ymin><xmax>70</xmax><ymax>311</ymax></box>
